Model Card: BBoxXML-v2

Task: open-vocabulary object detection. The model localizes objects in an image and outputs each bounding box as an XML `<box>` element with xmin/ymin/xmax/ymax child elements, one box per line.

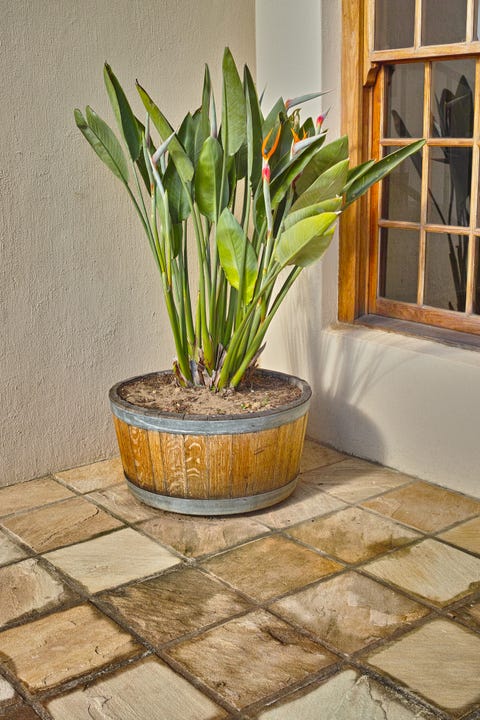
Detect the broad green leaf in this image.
<box><xmin>270</xmin><ymin>134</ymin><xmax>326</xmax><ymax>207</ymax></box>
<box><xmin>221</xmin><ymin>48</ymin><xmax>246</xmax><ymax>156</ymax></box>
<box><xmin>75</xmin><ymin>107</ymin><xmax>129</xmax><ymax>183</ymax></box>
<box><xmin>262</xmin><ymin>97</ymin><xmax>286</xmax><ymax>137</ymax></box>
<box><xmin>284</xmin><ymin>198</ymin><xmax>342</xmax><ymax>230</ymax></box>
<box><xmin>244</xmin><ymin>65</ymin><xmax>263</xmax><ymax>189</ymax></box>
<box><xmin>275</xmin><ymin>212</ymin><xmax>338</xmax><ymax>267</ymax></box>
<box><xmin>344</xmin><ymin>159</ymin><xmax>375</xmax><ymax>191</ymax></box>
<box><xmin>295</xmin><ymin>136</ymin><xmax>349</xmax><ymax>195</ymax></box>
<box><xmin>164</xmin><ymin>160</ymin><xmax>191</xmax><ymax>223</ymax></box>
<box><xmin>178</xmin><ymin>112</ymin><xmax>196</xmax><ymax>164</ymax></box>
<box><xmin>135</xmin><ymin>116</ymin><xmax>155</xmax><ymax>189</ymax></box>
<box><xmin>104</xmin><ymin>63</ymin><xmax>141</xmax><ymax>161</ymax></box>
<box><xmin>345</xmin><ymin>139</ymin><xmax>425</xmax><ymax>207</ymax></box>
<box><xmin>195</xmin><ymin>136</ymin><xmax>225</xmax><ymax>221</ymax></box>
<box><xmin>201</xmin><ymin>64</ymin><xmax>213</xmax><ymax>137</ymax></box>
<box><xmin>217</xmin><ymin>208</ymin><xmax>258</xmax><ymax>303</ymax></box>
<box><xmin>291</xmin><ymin>158</ymin><xmax>350</xmax><ymax>212</ymax></box>
<box><xmin>137</xmin><ymin>82</ymin><xmax>194</xmax><ymax>182</ymax></box>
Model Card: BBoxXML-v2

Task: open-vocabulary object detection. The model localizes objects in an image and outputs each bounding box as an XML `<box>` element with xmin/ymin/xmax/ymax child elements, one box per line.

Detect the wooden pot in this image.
<box><xmin>109</xmin><ymin>369</ymin><xmax>311</xmax><ymax>516</ymax></box>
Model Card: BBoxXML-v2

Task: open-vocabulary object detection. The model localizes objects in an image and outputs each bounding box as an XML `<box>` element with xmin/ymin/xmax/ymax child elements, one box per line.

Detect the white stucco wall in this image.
<box><xmin>1</xmin><ymin>0</ymin><xmax>255</xmax><ymax>486</ymax></box>
<box><xmin>257</xmin><ymin>0</ymin><xmax>480</xmax><ymax>498</ymax></box>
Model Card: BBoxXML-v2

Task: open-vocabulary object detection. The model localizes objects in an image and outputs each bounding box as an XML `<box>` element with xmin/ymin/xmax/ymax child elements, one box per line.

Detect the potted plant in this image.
<box><xmin>75</xmin><ymin>48</ymin><xmax>423</xmax><ymax>515</ymax></box>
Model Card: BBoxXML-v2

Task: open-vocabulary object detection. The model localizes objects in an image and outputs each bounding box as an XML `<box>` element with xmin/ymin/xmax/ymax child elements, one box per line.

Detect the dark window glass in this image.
<box><xmin>375</xmin><ymin>0</ymin><xmax>415</xmax><ymax>49</ymax></box>
<box><xmin>382</xmin><ymin>146</ymin><xmax>423</xmax><ymax>223</ymax></box>
<box><xmin>379</xmin><ymin>228</ymin><xmax>420</xmax><ymax>302</ymax></box>
<box><xmin>422</xmin><ymin>0</ymin><xmax>467</xmax><ymax>45</ymax></box>
<box><xmin>385</xmin><ymin>63</ymin><xmax>425</xmax><ymax>138</ymax></box>
<box><xmin>424</xmin><ymin>232</ymin><xmax>468</xmax><ymax>310</ymax></box>
<box><xmin>427</xmin><ymin>147</ymin><xmax>472</xmax><ymax>227</ymax></box>
<box><xmin>431</xmin><ymin>59</ymin><xmax>475</xmax><ymax>138</ymax></box>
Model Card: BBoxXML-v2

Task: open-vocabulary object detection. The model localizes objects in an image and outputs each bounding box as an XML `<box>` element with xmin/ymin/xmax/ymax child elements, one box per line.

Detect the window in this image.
<box><xmin>340</xmin><ymin>0</ymin><xmax>480</xmax><ymax>338</ymax></box>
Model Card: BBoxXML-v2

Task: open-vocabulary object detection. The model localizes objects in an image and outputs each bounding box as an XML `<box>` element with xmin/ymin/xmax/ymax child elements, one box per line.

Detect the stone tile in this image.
<box><xmin>0</xmin><ymin>604</ymin><xmax>141</xmax><ymax>692</ymax></box>
<box><xmin>0</xmin><ymin>704</ymin><xmax>41</xmax><ymax>719</ymax></box>
<box><xmin>300</xmin><ymin>440</ymin><xmax>347</xmax><ymax>472</ymax></box>
<box><xmin>166</xmin><ymin>609</ymin><xmax>338</xmax><ymax>710</ymax></box>
<box><xmin>45</xmin><ymin>656</ymin><xmax>226</xmax><ymax>719</ymax></box>
<box><xmin>286</xmin><ymin>507</ymin><xmax>420</xmax><ymax>564</ymax></box>
<box><xmin>438</xmin><ymin>516</ymin><xmax>480</xmax><ymax>555</ymax></box>
<box><xmin>0</xmin><ymin>530</ymin><xmax>27</xmax><ymax>566</ymax></box>
<box><xmin>86</xmin><ymin>484</ymin><xmax>160</xmax><ymax>523</ymax></box>
<box><xmin>362</xmin><ymin>481</ymin><xmax>480</xmax><ymax>533</ymax></box>
<box><xmin>0</xmin><ymin>478</ymin><xmax>74</xmax><ymax>518</ymax></box>
<box><xmin>0</xmin><ymin>559</ymin><xmax>76</xmax><ymax>628</ymax></box>
<box><xmin>139</xmin><ymin>512</ymin><xmax>267</xmax><ymax>558</ymax></box>
<box><xmin>44</xmin><ymin>527</ymin><xmax>180</xmax><ymax>593</ymax></box>
<box><xmin>271</xmin><ymin>571</ymin><xmax>429</xmax><ymax>654</ymax></box>
<box><xmin>365</xmin><ymin>538</ymin><xmax>480</xmax><ymax>606</ymax></box>
<box><xmin>54</xmin><ymin>457</ymin><xmax>124</xmax><ymax>493</ymax></box>
<box><xmin>203</xmin><ymin>535</ymin><xmax>342</xmax><ymax>602</ymax></box>
<box><xmin>366</xmin><ymin>619</ymin><xmax>480</xmax><ymax>715</ymax></box>
<box><xmin>253</xmin><ymin>483</ymin><xmax>346</xmax><ymax>530</ymax></box>
<box><xmin>257</xmin><ymin>668</ymin><xmax>439</xmax><ymax>719</ymax></box>
<box><xmin>1</xmin><ymin>497</ymin><xmax>123</xmax><ymax>553</ymax></box>
<box><xmin>301</xmin><ymin>458</ymin><xmax>412</xmax><ymax>503</ymax></box>
<box><xmin>467</xmin><ymin>601</ymin><xmax>480</xmax><ymax>624</ymax></box>
<box><xmin>0</xmin><ymin>676</ymin><xmax>17</xmax><ymax>707</ymax></box>
<box><xmin>100</xmin><ymin>567</ymin><xmax>252</xmax><ymax>645</ymax></box>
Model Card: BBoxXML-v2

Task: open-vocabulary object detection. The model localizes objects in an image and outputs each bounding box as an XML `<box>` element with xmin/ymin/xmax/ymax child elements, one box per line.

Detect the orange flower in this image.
<box><xmin>261</xmin><ymin>126</ymin><xmax>282</xmax><ymax>162</ymax></box>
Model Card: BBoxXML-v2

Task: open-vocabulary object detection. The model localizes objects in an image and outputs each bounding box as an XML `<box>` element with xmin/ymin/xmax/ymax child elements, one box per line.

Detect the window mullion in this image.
<box><xmin>414</xmin><ymin>0</ymin><xmax>423</xmax><ymax>48</ymax></box>
<box><xmin>467</xmin><ymin>0</ymin><xmax>475</xmax><ymax>43</ymax></box>
<box><xmin>465</xmin><ymin>57</ymin><xmax>480</xmax><ymax>313</ymax></box>
<box><xmin>417</xmin><ymin>60</ymin><xmax>431</xmax><ymax>306</ymax></box>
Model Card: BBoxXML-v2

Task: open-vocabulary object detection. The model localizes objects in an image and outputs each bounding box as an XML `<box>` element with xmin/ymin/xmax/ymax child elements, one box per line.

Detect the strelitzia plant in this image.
<box><xmin>75</xmin><ymin>48</ymin><xmax>424</xmax><ymax>391</ymax></box>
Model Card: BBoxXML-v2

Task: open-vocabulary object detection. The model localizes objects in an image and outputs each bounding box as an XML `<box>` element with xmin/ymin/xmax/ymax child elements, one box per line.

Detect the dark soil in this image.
<box><xmin>117</xmin><ymin>371</ymin><xmax>303</xmax><ymax>416</ymax></box>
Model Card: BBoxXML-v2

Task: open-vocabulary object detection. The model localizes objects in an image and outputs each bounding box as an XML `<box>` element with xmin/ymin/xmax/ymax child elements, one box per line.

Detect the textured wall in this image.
<box><xmin>1</xmin><ymin>0</ymin><xmax>255</xmax><ymax>485</ymax></box>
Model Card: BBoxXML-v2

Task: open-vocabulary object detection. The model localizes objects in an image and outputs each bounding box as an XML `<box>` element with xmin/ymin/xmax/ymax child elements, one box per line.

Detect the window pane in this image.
<box><xmin>431</xmin><ymin>59</ymin><xmax>475</xmax><ymax>138</ymax></box>
<box><xmin>425</xmin><ymin>232</ymin><xmax>468</xmax><ymax>310</ymax></box>
<box><xmin>385</xmin><ymin>63</ymin><xmax>424</xmax><ymax>138</ymax></box>
<box><xmin>474</xmin><ymin>237</ymin><xmax>480</xmax><ymax>313</ymax></box>
<box><xmin>375</xmin><ymin>0</ymin><xmax>415</xmax><ymax>49</ymax></box>
<box><xmin>427</xmin><ymin>147</ymin><xmax>472</xmax><ymax>227</ymax></box>
<box><xmin>379</xmin><ymin>228</ymin><xmax>419</xmax><ymax>302</ymax></box>
<box><xmin>382</xmin><ymin>147</ymin><xmax>423</xmax><ymax>222</ymax></box>
<box><xmin>422</xmin><ymin>0</ymin><xmax>467</xmax><ymax>45</ymax></box>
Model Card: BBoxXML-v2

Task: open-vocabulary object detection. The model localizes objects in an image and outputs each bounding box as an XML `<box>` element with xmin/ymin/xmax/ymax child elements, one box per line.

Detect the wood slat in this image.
<box><xmin>244</xmin><ymin>427</ymin><xmax>281</xmax><ymax>496</ymax></box>
<box><xmin>184</xmin><ymin>435</ymin><xmax>209</xmax><ymax>498</ymax></box>
<box><xmin>230</xmin><ymin>431</ymin><xmax>256</xmax><ymax>498</ymax></box>
<box><xmin>128</xmin><ymin>426</ymin><xmax>153</xmax><ymax>488</ymax></box>
<box><xmin>160</xmin><ymin>433</ymin><xmax>187</xmax><ymax>497</ymax></box>
<box><xmin>147</xmin><ymin>430</ymin><xmax>166</xmax><ymax>494</ymax></box>
<box><xmin>112</xmin><ymin>416</ymin><xmax>136</xmax><ymax>481</ymax></box>
<box><xmin>207</xmin><ymin>433</ymin><xmax>233</xmax><ymax>499</ymax></box>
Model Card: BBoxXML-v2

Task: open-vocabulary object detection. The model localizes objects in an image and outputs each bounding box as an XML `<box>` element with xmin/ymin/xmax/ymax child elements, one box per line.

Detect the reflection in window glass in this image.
<box><xmin>431</xmin><ymin>60</ymin><xmax>475</xmax><ymax>138</ymax></box>
<box><xmin>379</xmin><ymin>228</ymin><xmax>419</xmax><ymax>303</ymax></box>
<box><xmin>375</xmin><ymin>0</ymin><xmax>415</xmax><ymax>49</ymax></box>
<box><xmin>385</xmin><ymin>64</ymin><xmax>424</xmax><ymax>139</ymax></box>
<box><xmin>425</xmin><ymin>233</ymin><xmax>468</xmax><ymax>311</ymax></box>
<box><xmin>428</xmin><ymin>147</ymin><xmax>472</xmax><ymax>227</ymax></box>
<box><xmin>382</xmin><ymin>147</ymin><xmax>422</xmax><ymax>223</ymax></box>
<box><xmin>422</xmin><ymin>0</ymin><xmax>467</xmax><ymax>45</ymax></box>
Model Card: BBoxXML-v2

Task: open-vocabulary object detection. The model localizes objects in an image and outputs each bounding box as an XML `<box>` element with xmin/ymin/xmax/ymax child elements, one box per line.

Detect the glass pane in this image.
<box><xmin>474</xmin><ymin>237</ymin><xmax>480</xmax><ymax>313</ymax></box>
<box><xmin>422</xmin><ymin>0</ymin><xmax>467</xmax><ymax>45</ymax></box>
<box><xmin>385</xmin><ymin>63</ymin><xmax>424</xmax><ymax>138</ymax></box>
<box><xmin>375</xmin><ymin>0</ymin><xmax>415</xmax><ymax>49</ymax></box>
<box><xmin>431</xmin><ymin>59</ymin><xmax>475</xmax><ymax>138</ymax></box>
<box><xmin>428</xmin><ymin>147</ymin><xmax>472</xmax><ymax>227</ymax></box>
<box><xmin>424</xmin><ymin>232</ymin><xmax>468</xmax><ymax>310</ymax></box>
<box><xmin>379</xmin><ymin>228</ymin><xmax>419</xmax><ymax>303</ymax></box>
<box><xmin>382</xmin><ymin>147</ymin><xmax>423</xmax><ymax>223</ymax></box>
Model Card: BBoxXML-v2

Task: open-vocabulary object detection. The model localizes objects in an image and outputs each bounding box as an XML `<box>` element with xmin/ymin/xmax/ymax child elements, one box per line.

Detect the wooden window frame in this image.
<box><xmin>340</xmin><ymin>0</ymin><xmax>480</xmax><ymax>342</ymax></box>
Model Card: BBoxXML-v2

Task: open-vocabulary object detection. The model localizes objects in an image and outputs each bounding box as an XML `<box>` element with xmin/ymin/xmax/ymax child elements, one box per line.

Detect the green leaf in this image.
<box><xmin>344</xmin><ymin>159</ymin><xmax>375</xmax><ymax>191</ymax></box>
<box><xmin>221</xmin><ymin>48</ymin><xmax>247</xmax><ymax>156</ymax></box>
<box><xmin>284</xmin><ymin>198</ymin><xmax>342</xmax><ymax>230</ymax></box>
<box><xmin>262</xmin><ymin>97</ymin><xmax>286</xmax><ymax>137</ymax></box>
<box><xmin>295</xmin><ymin>136</ymin><xmax>349</xmax><ymax>195</ymax></box>
<box><xmin>75</xmin><ymin>107</ymin><xmax>129</xmax><ymax>183</ymax></box>
<box><xmin>270</xmin><ymin>134</ymin><xmax>326</xmax><ymax>207</ymax></box>
<box><xmin>104</xmin><ymin>63</ymin><xmax>141</xmax><ymax>161</ymax></box>
<box><xmin>195</xmin><ymin>136</ymin><xmax>225</xmax><ymax>221</ymax></box>
<box><xmin>137</xmin><ymin>82</ymin><xmax>194</xmax><ymax>183</ymax></box>
<box><xmin>217</xmin><ymin>208</ymin><xmax>257</xmax><ymax>303</ymax></box>
<box><xmin>244</xmin><ymin>64</ymin><xmax>263</xmax><ymax>189</ymax></box>
<box><xmin>275</xmin><ymin>212</ymin><xmax>338</xmax><ymax>267</ymax></box>
<box><xmin>291</xmin><ymin>158</ymin><xmax>350</xmax><ymax>212</ymax></box>
<box><xmin>345</xmin><ymin>140</ymin><xmax>425</xmax><ymax>207</ymax></box>
<box><xmin>164</xmin><ymin>160</ymin><xmax>191</xmax><ymax>223</ymax></box>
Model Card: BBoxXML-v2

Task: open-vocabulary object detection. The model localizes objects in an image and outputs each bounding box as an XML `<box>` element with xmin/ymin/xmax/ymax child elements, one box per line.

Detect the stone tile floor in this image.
<box><xmin>0</xmin><ymin>441</ymin><xmax>479</xmax><ymax>719</ymax></box>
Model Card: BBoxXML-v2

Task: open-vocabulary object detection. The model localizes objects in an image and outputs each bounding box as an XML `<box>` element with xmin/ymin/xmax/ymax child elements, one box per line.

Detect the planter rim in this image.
<box><xmin>109</xmin><ymin>368</ymin><xmax>311</xmax><ymax>435</ymax></box>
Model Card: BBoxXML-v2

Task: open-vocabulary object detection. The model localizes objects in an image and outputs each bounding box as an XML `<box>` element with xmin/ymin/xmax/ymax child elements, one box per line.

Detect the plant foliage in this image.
<box><xmin>75</xmin><ymin>48</ymin><xmax>424</xmax><ymax>390</ymax></box>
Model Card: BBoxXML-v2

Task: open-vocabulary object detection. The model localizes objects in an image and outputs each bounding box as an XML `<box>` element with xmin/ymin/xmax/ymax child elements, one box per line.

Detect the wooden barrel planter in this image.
<box><xmin>109</xmin><ymin>369</ymin><xmax>311</xmax><ymax>516</ymax></box>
